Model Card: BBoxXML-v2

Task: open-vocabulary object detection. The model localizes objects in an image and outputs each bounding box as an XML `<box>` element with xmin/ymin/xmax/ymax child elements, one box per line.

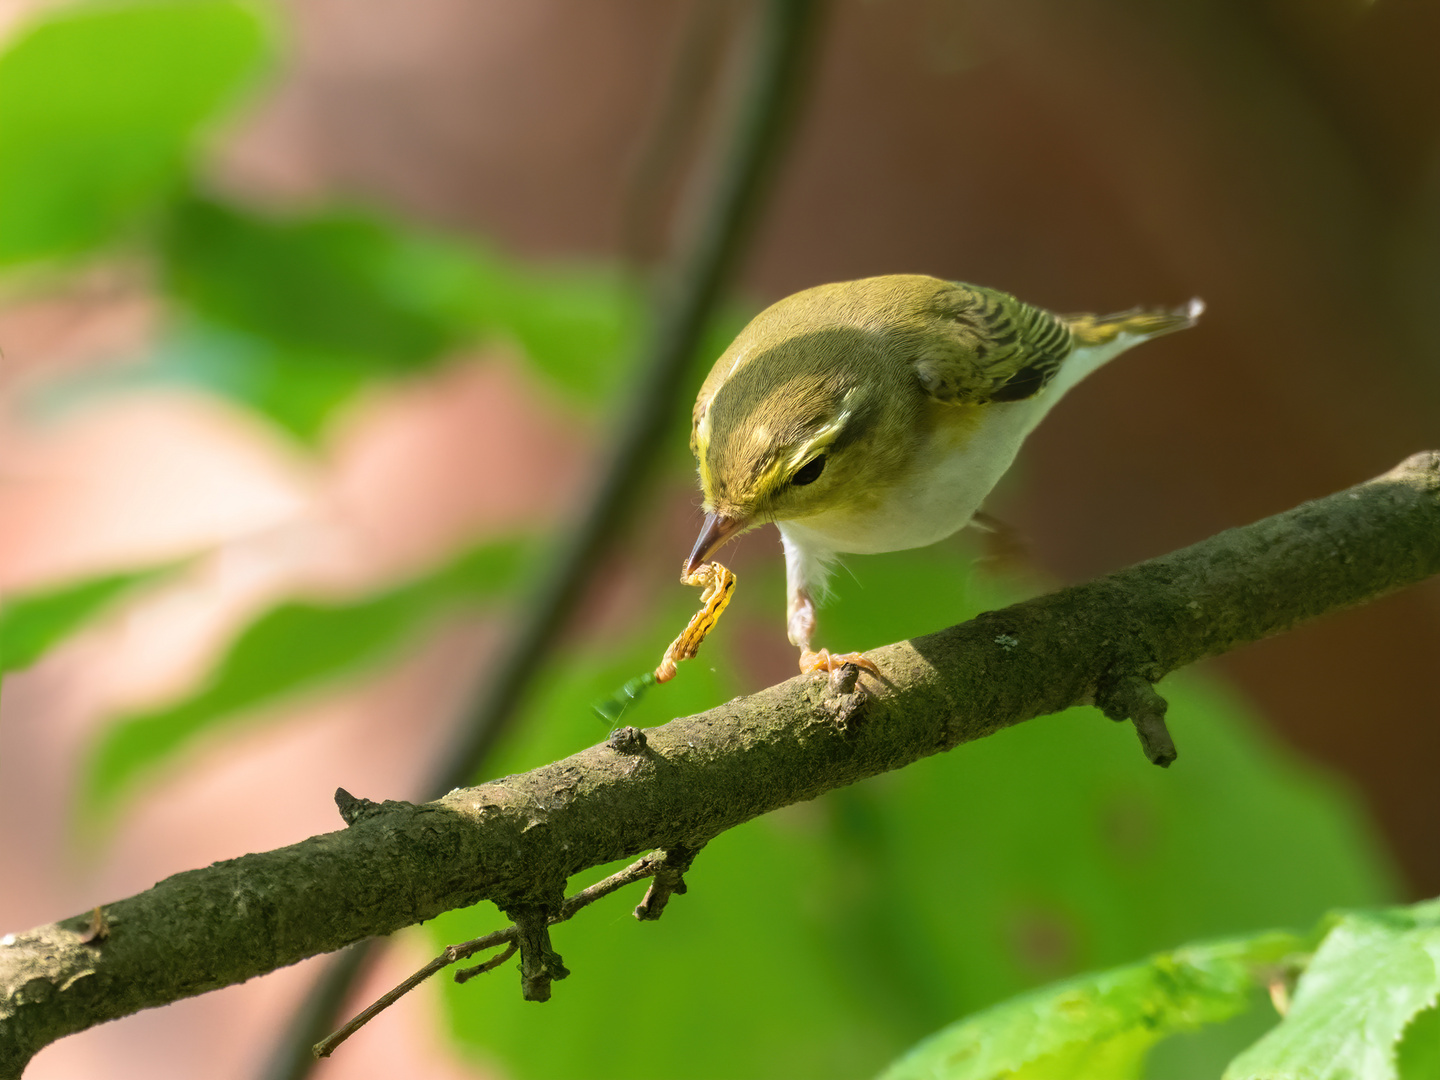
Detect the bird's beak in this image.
<box><xmin>685</xmin><ymin>512</ymin><xmax>748</xmax><ymax>576</ymax></box>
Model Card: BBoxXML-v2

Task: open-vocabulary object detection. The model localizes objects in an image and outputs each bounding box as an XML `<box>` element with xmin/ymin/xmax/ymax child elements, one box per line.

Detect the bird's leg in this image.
<box><xmin>786</xmin><ymin>583</ymin><xmax>817</xmax><ymax>651</ymax></box>
<box><xmin>969</xmin><ymin>510</ymin><xmax>1030</xmax><ymax>569</ymax></box>
<box><xmin>787</xmin><ymin>579</ymin><xmax>877</xmax><ymax>677</ymax></box>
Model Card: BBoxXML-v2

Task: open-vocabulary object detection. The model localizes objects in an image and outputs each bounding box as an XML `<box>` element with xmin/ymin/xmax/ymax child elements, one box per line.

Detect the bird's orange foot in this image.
<box><xmin>799</xmin><ymin>649</ymin><xmax>879</xmax><ymax>676</ymax></box>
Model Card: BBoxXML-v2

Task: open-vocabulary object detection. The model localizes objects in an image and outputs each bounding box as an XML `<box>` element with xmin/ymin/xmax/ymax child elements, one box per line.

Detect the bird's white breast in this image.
<box><xmin>776</xmin><ymin>336</ymin><xmax>1138</xmax><ymax>567</ymax></box>
<box><xmin>779</xmin><ymin>398</ymin><xmax>1040</xmax><ymax>558</ymax></box>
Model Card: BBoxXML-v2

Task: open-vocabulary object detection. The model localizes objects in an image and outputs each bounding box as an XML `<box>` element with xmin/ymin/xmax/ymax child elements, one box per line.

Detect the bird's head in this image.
<box><xmin>686</xmin><ymin>277</ymin><xmax>939</xmax><ymax>572</ymax></box>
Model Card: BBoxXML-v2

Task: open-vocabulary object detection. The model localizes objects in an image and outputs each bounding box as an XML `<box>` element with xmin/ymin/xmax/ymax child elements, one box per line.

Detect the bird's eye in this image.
<box><xmin>790</xmin><ymin>455</ymin><xmax>826</xmax><ymax>486</ymax></box>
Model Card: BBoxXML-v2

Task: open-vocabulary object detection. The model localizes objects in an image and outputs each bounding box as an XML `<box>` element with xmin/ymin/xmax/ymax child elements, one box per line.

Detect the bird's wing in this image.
<box><xmin>914</xmin><ymin>286</ymin><xmax>1202</xmax><ymax>406</ymax></box>
<box><xmin>912</xmin><ymin>284</ymin><xmax>1077</xmax><ymax>406</ymax></box>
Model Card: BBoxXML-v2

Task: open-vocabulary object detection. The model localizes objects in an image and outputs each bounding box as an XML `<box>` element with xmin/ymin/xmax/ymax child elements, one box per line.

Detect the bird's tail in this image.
<box><xmin>1064</xmin><ymin>297</ymin><xmax>1204</xmax><ymax>347</ymax></box>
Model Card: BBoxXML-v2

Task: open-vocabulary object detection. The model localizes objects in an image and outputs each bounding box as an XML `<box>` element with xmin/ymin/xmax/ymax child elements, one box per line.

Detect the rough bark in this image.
<box><xmin>3</xmin><ymin>451</ymin><xmax>1438</xmax><ymax>1077</ymax></box>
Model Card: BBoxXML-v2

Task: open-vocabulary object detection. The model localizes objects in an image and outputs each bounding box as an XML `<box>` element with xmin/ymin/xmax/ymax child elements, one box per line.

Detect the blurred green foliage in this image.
<box><xmin>0</xmin><ymin>1</ymin><xmax>268</xmax><ymax>265</ymax></box>
<box><xmin>0</xmin><ymin>4</ymin><xmax>1426</xmax><ymax>1079</ymax></box>
<box><xmin>163</xmin><ymin>195</ymin><xmax>483</xmax><ymax>371</ymax></box>
<box><xmin>0</xmin><ymin>0</ymin><xmax>742</xmax><ymax>819</ymax></box>
<box><xmin>157</xmin><ymin>194</ymin><xmax>651</xmax><ymax>438</ymax></box>
<box><xmin>82</xmin><ymin>539</ymin><xmax>530</xmax><ymax>820</ymax></box>
<box><xmin>0</xmin><ymin>563</ymin><xmax>182</xmax><ymax>673</ymax></box>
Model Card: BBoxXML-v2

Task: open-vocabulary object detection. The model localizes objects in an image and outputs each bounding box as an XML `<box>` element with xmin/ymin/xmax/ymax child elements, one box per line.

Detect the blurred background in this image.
<box><xmin>1</xmin><ymin>1</ymin><xmax>1437</xmax><ymax>1078</ymax></box>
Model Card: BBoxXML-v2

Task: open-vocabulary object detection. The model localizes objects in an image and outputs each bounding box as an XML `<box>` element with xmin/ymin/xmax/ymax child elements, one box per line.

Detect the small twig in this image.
<box><xmin>605</xmin><ymin>725</ymin><xmax>649</xmax><ymax>754</ymax></box>
<box><xmin>510</xmin><ymin>906</ymin><xmax>570</xmax><ymax>1002</ymax></box>
<box><xmin>621</xmin><ymin>0</ymin><xmax>741</xmax><ymax>268</ymax></box>
<box><xmin>1097</xmin><ymin>675</ymin><xmax>1177</xmax><ymax>767</ymax></box>
<box><xmin>454</xmin><ymin>941</ymin><xmax>517</xmax><ymax>984</ymax></box>
<box><xmin>635</xmin><ymin>846</ymin><xmax>701</xmax><ymax>921</ymax></box>
<box><xmin>314</xmin><ymin>853</ymin><xmax>665</xmax><ymax>1057</ymax></box>
<box><xmin>78</xmin><ymin>907</ymin><xmax>109</xmax><ymax>945</ymax></box>
<box><xmin>332</xmin><ymin>787</ymin><xmax>371</xmax><ymax>826</ymax></box>
<box><xmin>443</xmin><ymin>928</ymin><xmax>513</xmax><ymax>968</ymax></box>
<box><xmin>559</xmin><ymin>853</ymin><xmax>663</xmax><ymax>919</ymax></box>
<box><xmin>312</xmin><ymin>946</ymin><xmax>469</xmax><ymax>1059</ymax></box>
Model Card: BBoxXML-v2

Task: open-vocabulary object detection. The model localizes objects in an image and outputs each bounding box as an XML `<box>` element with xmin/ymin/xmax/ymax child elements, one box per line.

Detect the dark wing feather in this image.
<box><xmin>912</xmin><ymin>284</ymin><xmax>1076</xmax><ymax>406</ymax></box>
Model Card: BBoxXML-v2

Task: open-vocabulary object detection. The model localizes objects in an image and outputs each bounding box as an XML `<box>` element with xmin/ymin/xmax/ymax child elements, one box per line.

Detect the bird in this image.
<box><xmin>684</xmin><ymin>273</ymin><xmax>1202</xmax><ymax>675</ymax></box>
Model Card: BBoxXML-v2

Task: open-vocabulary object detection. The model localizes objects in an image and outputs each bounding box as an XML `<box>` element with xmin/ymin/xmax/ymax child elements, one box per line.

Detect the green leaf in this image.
<box><xmin>0</xmin><ymin>563</ymin><xmax>181</xmax><ymax>672</ymax></box>
<box><xmin>162</xmin><ymin>196</ymin><xmax>475</xmax><ymax>372</ymax></box>
<box><xmin>157</xmin><ymin>196</ymin><xmax>649</xmax><ymax>435</ymax></box>
<box><xmin>878</xmin><ymin>933</ymin><xmax>1301</xmax><ymax>1080</ymax></box>
<box><xmin>1396</xmin><ymin>1004</ymin><xmax>1440</xmax><ymax>1080</ymax></box>
<box><xmin>465</xmin><ymin>255</ymin><xmax>647</xmax><ymax>402</ymax></box>
<box><xmin>0</xmin><ymin>1</ymin><xmax>270</xmax><ymax>265</ymax></box>
<box><xmin>1224</xmin><ymin>900</ymin><xmax>1440</xmax><ymax>1080</ymax></box>
<box><xmin>82</xmin><ymin>539</ymin><xmax>529</xmax><ymax>816</ymax></box>
<box><xmin>152</xmin><ymin>321</ymin><xmax>374</xmax><ymax>443</ymax></box>
<box><xmin>23</xmin><ymin>320</ymin><xmax>374</xmax><ymax>444</ymax></box>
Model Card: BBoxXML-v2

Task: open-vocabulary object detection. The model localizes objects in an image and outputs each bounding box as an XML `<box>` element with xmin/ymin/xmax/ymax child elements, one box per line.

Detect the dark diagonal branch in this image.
<box><xmin>261</xmin><ymin>4</ymin><xmax>827</xmax><ymax>1076</ymax></box>
<box><xmin>4</xmin><ymin>452</ymin><xmax>1439</xmax><ymax>1078</ymax></box>
<box><xmin>434</xmin><ymin>0</ymin><xmax>827</xmax><ymax>791</ymax></box>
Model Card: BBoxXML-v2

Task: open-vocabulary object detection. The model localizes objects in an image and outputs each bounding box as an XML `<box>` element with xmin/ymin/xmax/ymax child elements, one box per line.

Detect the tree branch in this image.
<box><xmin>311</xmin><ymin>852</ymin><xmax>665</xmax><ymax>1059</ymax></box>
<box><xmin>4</xmin><ymin>451</ymin><xmax>1438</xmax><ymax>1077</ymax></box>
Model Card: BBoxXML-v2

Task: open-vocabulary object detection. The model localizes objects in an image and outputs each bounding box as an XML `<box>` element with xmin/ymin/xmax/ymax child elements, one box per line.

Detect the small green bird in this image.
<box><xmin>685</xmin><ymin>274</ymin><xmax>1202</xmax><ymax>674</ymax></box>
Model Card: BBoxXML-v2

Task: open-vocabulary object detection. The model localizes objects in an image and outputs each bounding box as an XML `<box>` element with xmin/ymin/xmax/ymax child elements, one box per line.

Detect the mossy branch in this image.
<box><xmin>4</xmin><ymin>451</ymin><xmax>1439</xmax><ymax>1077</ymax></box>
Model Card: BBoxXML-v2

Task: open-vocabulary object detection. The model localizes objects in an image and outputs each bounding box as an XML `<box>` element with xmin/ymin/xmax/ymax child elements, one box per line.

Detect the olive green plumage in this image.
<box><xmin>685</xmin><ymin>273</ymin><xmax>1201</xmax><ymax>672</ymax></box>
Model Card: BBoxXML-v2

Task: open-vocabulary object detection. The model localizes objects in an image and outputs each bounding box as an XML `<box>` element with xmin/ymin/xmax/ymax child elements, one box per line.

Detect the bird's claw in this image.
<box><xmin>799</xmin><ymin>649</ymin><xmax>879</xmax><ymax>676</ymax></box>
